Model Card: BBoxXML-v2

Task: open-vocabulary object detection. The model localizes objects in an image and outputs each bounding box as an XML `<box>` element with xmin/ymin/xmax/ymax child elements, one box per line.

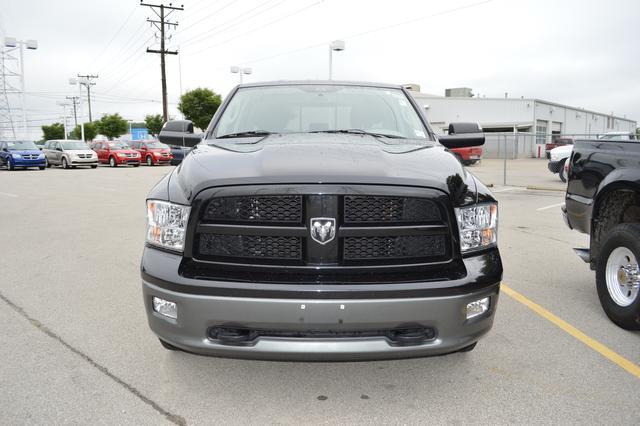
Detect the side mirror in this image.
<box><xmin>438</xmin><ymin>122</ymin><xmax>485</xmax><ymax>149</ymax></box>
<box><xmin>159</xmin><ymin>120</ymin><xmax>203</xmax><ymax>147</ymax></box>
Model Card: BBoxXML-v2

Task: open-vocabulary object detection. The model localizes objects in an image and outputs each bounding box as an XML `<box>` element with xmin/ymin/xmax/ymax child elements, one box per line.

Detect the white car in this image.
<box><xmin>547</xmin><ymin>144</ymin><xmax>573</xmax><ymax>182</ymax></box>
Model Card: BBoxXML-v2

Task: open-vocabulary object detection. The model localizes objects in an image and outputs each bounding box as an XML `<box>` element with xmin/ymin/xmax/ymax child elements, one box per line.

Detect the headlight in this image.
<box><xmin>11</xmin><ymin>153</ymin><xmax>21</xmax><ymax>159</ymax></box>
<box><xmin>38</xmin><ymin>153</ymin><xmax>45</xmax><ymax>159</ymax></box>
<box><xmin>455</xmin><ymin>203</ymin><xmax>498</xmax><ymax>253</ymax></box>
<box><xmin>146</xmin><ymin>200</ymin><xmax>191</xmax><ymax>252</ymax></box>
<box><xmin>117</xmin><ymin>152</ymin><xmax>125</xmax><ymax>157</ymax></box>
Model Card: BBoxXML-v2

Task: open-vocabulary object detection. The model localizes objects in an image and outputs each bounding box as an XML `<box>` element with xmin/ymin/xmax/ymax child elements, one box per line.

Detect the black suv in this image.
<box><xmin>141</xmin><ymin>81</ymin><xmax>502</xmax><ymax>360</ymax></box>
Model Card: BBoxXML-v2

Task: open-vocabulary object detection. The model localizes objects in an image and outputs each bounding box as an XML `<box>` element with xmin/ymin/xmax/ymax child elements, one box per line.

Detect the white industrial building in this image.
<box><xmin>407</xmin><ymin>86</ymin><xmax>637</xmax><ymax>158</ymax></box>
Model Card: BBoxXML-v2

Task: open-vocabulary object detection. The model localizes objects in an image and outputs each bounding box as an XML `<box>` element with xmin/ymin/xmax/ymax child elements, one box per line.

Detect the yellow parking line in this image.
<box><xmin>501</xmin><ymin>283</ymin><xmax>640</xmax><ymax>380</ymax></box>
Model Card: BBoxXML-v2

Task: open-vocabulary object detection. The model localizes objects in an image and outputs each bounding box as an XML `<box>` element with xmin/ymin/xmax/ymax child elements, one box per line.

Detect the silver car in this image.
<box><xmin>43</xmin><ymin>140</ymin><xmax>98</xmax><ymax>169</ymax></box>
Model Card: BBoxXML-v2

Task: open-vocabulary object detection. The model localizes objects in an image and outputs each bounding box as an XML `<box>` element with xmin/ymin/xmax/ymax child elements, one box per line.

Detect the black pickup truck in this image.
<box><xmin>563</xmin><ymin>138</ymin><xmax>640</xmax><ymax>329</ymax></box>
<box><xmin>142</xmin><ymin>81</ymin><xmax>502</xmax><ymax>360</ymax></box>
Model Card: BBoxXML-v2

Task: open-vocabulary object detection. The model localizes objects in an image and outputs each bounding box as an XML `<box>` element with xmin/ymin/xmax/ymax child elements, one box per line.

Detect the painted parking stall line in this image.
<box><xmin>0</xmin><ymin>191</ymin><xmax>18</xmax><ymax>198</ymax></box>
<box><xmin>536</xmin><ymin>202</ymin><xmax>565</xmax><ymax>211</ymax></box>
<box><xmin>502</xmin><ymin>283</ymin><xmax>640</xmax><ymax>380</ymax></box>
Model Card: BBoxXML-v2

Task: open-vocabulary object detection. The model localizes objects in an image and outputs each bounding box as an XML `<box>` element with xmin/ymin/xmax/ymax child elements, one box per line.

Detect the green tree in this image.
<box><xmin>636</xmin><ymin>127</ymin><xmax>640</xmax><ymax>139</ymax></box>
<box><xmin>145</xmin><ymin>114</ymin><xmax>164</xmax><ymax>136</ymax></box>
<box><xmin>41</xmin><ymin>123</ymin><xmax>65</xmax><ymax>140</ymax></box>
<box><xmin>95</xmin><ymin>113</ymin><xmax>128</xmax><ymax>140</ymax></box>
<box><xmin>177</xmin><ymin>88</ymin><xmax>221</xmax><ymax>130</ymax></box>
<box><xmin>70</xmin><ymin>122</ymin><xmax>98</xmax><ymax>141</ymax></box>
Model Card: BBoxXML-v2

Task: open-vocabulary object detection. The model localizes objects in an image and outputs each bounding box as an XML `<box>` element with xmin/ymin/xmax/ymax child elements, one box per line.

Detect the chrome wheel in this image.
<box><xmin>62</xmin><ymin>157</ymin><xmax>68</xmax><ymax>169</ymax></box>
<box><xmin>605</xmin><ymin>247</ymin><xmax>640</xmax><ymax>307</ymax></box>
<box><xmin>109</xmin><ymin>157</ymin><xmax>117</xmax><ymax>167</ymax></box>
<box><xmin>146</xmin><ymin>155</ymin><xmax>153</xmax><ymax>166</ymax></box>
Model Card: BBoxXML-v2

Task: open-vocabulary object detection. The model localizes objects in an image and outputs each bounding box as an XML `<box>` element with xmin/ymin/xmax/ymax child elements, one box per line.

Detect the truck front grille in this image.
<box><xmin>343</xmin><ymin>235</ymin><xmax>446</xmax><ymax>260</ymax></box>
<box><xmin>188</xmin><ymin>186</ymin><xmax>454</xmax><ymax>281</ymax></box>
<box><xmin>203</xmin><ymin>195</ymin><xmax>302</xmax><ymax>224</ymax></box>
<box><xmin>198</xmin><ymin>234</ymin><xmax>303</xmax><ymax>260</ymax></box>
<box><xmin>344</xmin><ymin>196</ymin><xmax>440</xmax><ymax>223</ymax></box>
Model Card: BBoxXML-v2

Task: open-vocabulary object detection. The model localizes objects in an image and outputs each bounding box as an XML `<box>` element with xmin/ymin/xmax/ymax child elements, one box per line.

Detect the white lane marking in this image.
<box><xmin>492</xmin><ymin>187</ymin><xmax>525</xmax><ymax>193</ymax></box>
<box><xmin>536</xmin><ymin>202</ymin><xmax>565</xmax><ymax>211</ymax></box>
<box><xmin>0</xmin><ymin>192</ymin><xmax>18</xmax><ymax>198</ymax></box>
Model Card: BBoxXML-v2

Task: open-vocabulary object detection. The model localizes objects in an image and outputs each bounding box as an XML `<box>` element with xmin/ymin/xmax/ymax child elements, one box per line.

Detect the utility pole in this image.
<box><xmin>77</xmin><ymin>74</ymin><xmax>98</xmax><ymax>122</ymax></box>
<box><xmin>141</xmin><ymin>2</ymin><xmax>183</xmax><ymax>123</ymax></box>
<box><xmin>66</xmin><ymin>96</ymin><xmax>80</xmax><ymax>128</ymax></box>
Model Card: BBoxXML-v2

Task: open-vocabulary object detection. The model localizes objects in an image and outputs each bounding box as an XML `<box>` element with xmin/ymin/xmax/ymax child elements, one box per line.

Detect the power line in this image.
<box><xmin>197</xmin><ymin>0</ymin><xmax>492</xmax><ymax>65</ymax></box>
<box><xmin>185</xmin><ymin>0</ymin><xmax>323</xmax><ymax>56</ymax></box>
<box><xmin>89</xmin><ymin>3</ymin><xmax>139</xmax><ymax>69</ymax></box>
<box><xmin>177</xmin><ymin>0</ymin><xmax>236</xmax><ymax>35</ymax></box>
<box><xmin>99</xmin><ymin>34</ymin><xmax>155</xmax><ymax>81</ymax></box>
<box><xmin>97</xmin><ymin>25</ymin><xmax>151</xmax><ymax>77</ymax></box>
<box><xmin>180</xmin><ymin>0</ymin><xmax>283</xmax><ymax>46</ymax></box>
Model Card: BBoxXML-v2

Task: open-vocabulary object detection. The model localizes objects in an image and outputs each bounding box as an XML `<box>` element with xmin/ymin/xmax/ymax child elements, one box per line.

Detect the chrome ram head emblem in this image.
<box><xmin>310</xmin><ymin>217</ymin><xmax>336</xmax><ymax>245</ymax></box>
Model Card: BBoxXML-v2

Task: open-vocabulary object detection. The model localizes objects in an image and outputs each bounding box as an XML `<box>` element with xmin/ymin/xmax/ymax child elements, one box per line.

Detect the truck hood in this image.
<box><xmin>168</xmin><ymin>133</ymin><xmax>480</xmax><ymax>206</ymax></box>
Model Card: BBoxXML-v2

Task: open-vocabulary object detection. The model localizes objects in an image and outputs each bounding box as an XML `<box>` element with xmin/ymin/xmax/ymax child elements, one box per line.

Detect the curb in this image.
<box><xmin>525</xmin><ymin>185</ymin><xmax>566</xmax><ymax>192</ymax></box>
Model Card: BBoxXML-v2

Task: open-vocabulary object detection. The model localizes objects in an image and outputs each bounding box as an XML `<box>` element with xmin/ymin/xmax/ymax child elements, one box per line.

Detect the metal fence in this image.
<box><xmin>481</xmin><ymin>133</ymin><xmax>612</xmax><ymax>160</ymax></box>
<box><xmin>467</xmin><ymin>133</ymin><xmax>607</xmax><ymax>189</ymax></box>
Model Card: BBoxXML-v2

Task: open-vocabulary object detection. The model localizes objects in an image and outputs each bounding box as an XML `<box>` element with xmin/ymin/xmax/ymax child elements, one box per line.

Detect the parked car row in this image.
<box><xmin>1</xmin><ymin>139</ymin><xmax>190</xmax><ymax>170</ymax></box>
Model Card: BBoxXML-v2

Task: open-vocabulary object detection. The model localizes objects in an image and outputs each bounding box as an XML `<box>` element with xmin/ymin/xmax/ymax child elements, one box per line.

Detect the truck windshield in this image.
<box><xmin>214</xmin><ymin>85</ymin><xmax>430</xmax><ymax>140</ymax></box>
<box><xmin>6</xmin><ymin>141</ymin><xmax>38</xmax><ymax>150</ymax></box>
<box><xmin>61</xmin><ymin>141</ymin><xmax>89</xmax><ymax>150</ymax></box>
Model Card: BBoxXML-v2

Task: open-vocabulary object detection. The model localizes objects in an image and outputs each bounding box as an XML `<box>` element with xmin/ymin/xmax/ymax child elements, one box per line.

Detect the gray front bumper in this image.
<box><xmin>143</xmin><ymin>279</ymin><xmax>499</xmax><ymax>361</ymax></box>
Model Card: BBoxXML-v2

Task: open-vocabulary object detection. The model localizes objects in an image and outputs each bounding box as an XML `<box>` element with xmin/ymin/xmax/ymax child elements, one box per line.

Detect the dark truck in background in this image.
<box><xmin>143</xmin><ymin>81</ymin><xmax>502</xmax><ymax>360</ymax></box>
<box><xmin>563</xmin><ymin>138</ymin><xmax>640</xmax><ymax>329</ymax></box>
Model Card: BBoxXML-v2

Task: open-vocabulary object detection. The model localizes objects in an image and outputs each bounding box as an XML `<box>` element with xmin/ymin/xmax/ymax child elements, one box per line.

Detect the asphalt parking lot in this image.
<box><xmin>1</xmin><ymin>160</ymin><xmax>639</xmax><ymax>425</ymax></box>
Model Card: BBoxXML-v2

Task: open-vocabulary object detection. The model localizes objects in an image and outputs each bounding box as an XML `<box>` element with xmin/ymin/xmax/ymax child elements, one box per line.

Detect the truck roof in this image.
<box><xmin>235</xmin><ymin>80</ymin><xmax>404</xmax><ymax>90</ymax></box>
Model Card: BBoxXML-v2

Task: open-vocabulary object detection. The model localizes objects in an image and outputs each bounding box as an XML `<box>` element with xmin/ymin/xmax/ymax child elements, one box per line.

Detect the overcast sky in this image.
<box><xmin>1</xmin><ymin>0</ymin><xmax>639</xmax><ymax>138</ymax></box>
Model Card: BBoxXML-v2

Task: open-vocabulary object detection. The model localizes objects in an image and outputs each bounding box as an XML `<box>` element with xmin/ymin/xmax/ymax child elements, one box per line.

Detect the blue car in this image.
<box><xmin>0</xmin><ymin>140</ymin><xmax>47</xmax><ymax>170</ymax></box>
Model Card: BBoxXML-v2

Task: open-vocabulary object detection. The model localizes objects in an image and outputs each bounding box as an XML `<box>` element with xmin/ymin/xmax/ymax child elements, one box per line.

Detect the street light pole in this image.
<box><xmin>230</xmin><ymin>66</ymin><xmax>252</xmax><ymax>84</ymax></box>
<box><xmin>328</xmin><ymin>40</ymin><xmax>345</xmax><ymax>80</ymax></box>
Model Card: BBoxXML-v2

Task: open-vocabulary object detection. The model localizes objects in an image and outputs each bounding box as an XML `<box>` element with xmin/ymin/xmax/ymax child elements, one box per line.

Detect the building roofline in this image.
<box><xmin>411</xmin><ymin>93</ymin><xmax>635</xmax><ymax>123</ymax></box>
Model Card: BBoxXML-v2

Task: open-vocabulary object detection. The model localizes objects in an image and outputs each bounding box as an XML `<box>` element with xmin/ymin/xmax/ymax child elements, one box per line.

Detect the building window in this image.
<box><xmin>536</xmin><ymin>120</ymin><xmax>547</xmax><ymax>144</ymax></box>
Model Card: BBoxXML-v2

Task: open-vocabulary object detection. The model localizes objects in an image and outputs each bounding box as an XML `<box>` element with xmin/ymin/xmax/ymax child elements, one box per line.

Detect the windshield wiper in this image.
<box><xmin>217</xmin><ymin>130</ymin><xmax>274</xmax><ymax>139</ymax></box>
<box><xmin>309</xmin><ymin>129</ymin><xmax>406</xmax><ymax>139</ymax></box>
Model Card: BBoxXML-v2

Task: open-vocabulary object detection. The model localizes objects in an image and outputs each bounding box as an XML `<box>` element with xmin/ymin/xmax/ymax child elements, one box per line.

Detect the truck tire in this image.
<box><xmin>559</xmin><ymin>159</ymin><xmax>567</xmax><ymax>182</ymax></box>
<box><xmin>595</xmin><ymin>223</ymin><xmax>640</xmax><ymax>330</ymax></box>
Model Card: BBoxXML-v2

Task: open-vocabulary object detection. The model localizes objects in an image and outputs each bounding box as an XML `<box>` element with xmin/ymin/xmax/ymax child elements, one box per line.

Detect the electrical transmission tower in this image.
<box><xmin>141</xmin><ymin>2</ymin><xmax>183</xmax><ymax>122</ymax></box>
<box><xmin>0</xmin><ymin>47</ymin><xmax>16</xmax><ymax>139</ymax></box>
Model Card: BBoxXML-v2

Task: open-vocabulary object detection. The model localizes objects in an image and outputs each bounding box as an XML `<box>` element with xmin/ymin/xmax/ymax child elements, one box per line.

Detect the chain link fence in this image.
<box><xmin>467</xmin><ymin>132</ymin><xmax>607</xmax><ymax>190</ymax></box>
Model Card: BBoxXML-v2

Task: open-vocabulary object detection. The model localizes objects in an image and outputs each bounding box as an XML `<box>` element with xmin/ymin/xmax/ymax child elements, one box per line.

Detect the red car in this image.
<box><xmin>451</xmin><ymin>146</ymin><xmax>483</xmax><ymax>166</ymax></box>
<box><xmin>129</xmin><ymin>140</ymin><xmax>173</xmax><ymax>166</ymax></box>
<box><xmin>92</xmin><ymin>141</ymin><xmax>141</xmax><ymax>167</ymax></box>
